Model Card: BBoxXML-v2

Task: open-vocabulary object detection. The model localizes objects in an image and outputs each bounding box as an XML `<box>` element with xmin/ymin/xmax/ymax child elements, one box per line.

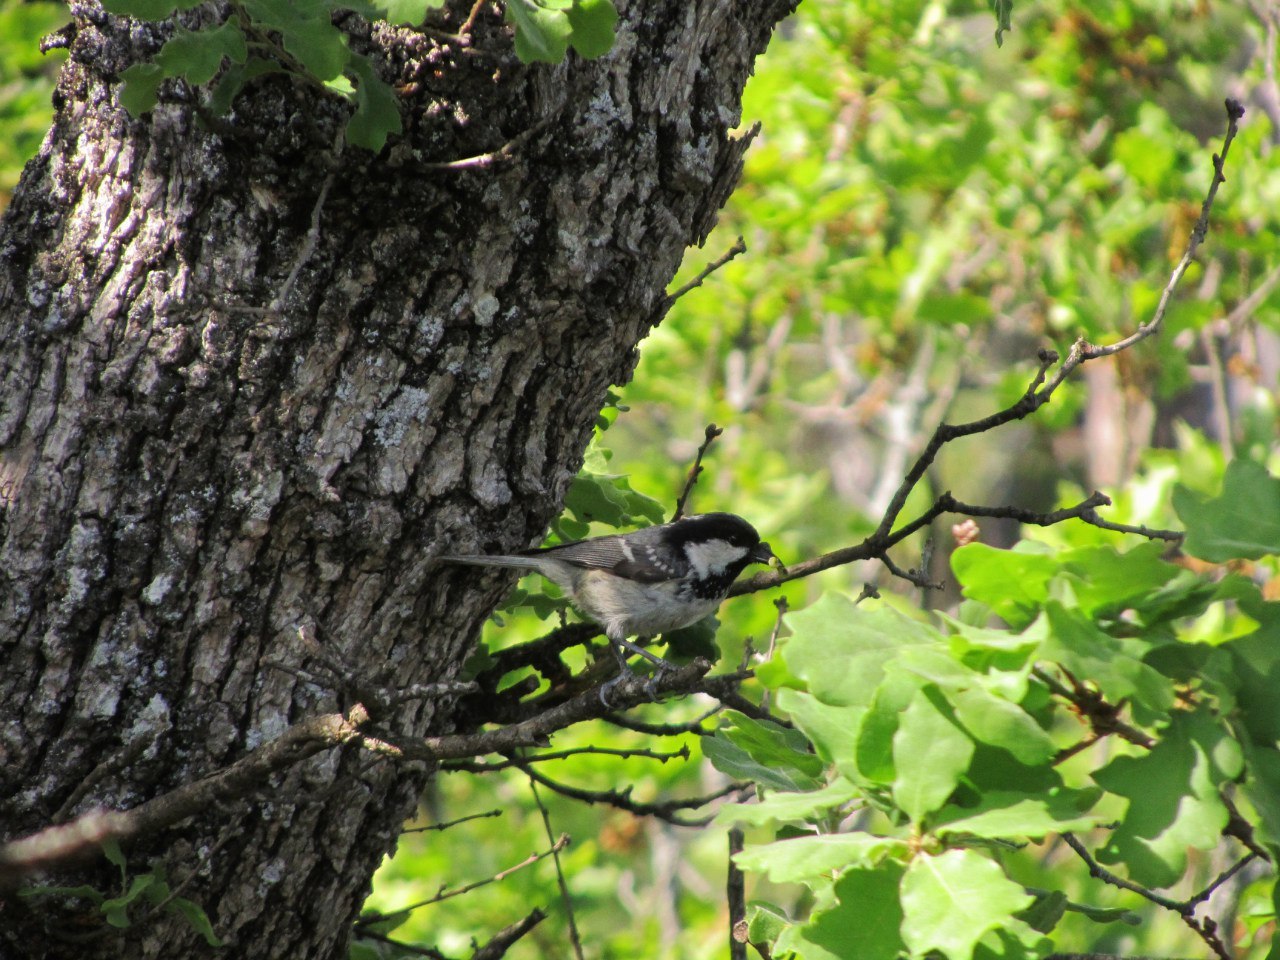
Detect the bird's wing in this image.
<box><xmin>537</xmin><ymin>534</ymin><xmax>683</xmax><ymax>583</ymax></box>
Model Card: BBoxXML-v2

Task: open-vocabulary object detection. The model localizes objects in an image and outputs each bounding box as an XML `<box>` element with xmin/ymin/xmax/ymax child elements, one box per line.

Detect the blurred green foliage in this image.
<box><xmin>0</xmin><ymin>1</ymin><xmax>67</xmax><ymax>203</ymax></box>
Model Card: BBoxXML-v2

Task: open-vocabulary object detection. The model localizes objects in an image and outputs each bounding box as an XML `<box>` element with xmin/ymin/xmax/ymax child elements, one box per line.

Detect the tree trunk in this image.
<box><xmin>0</xmin><ymin>0</ymin><xmax>794</xmax><ymax>955</ymax></box>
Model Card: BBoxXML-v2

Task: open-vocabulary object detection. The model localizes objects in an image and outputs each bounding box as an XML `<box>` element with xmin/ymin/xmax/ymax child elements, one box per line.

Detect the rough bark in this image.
<box><xmin>0</xmin><ymin>0</ymin><xmax>795</xmax><ymax>956</ymax></box>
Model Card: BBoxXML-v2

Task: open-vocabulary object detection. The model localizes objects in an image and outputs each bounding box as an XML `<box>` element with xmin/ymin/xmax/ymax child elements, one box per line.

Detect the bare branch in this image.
<box><xmin>470</xmin><ymin>908</ymin><xmax>550</xmax><ymax>960</ymax></box>
<box><xmin>442</xmin><ymin>743</ymin><xmax>690</xmax><ymax>773</ymax></box>
<box><xmin>521</xmin><ymin>765</ymin><xmax>748</xmax><ymax>827</ymax></box>
<box><xmin>663</xmin><ymin>236</ymin><xmax>748</xmax><ymax>309</ymax></box>
<box><xmin>1060</xmin><ymin>834</ymin><xmax>1234</xmax><ymax>960</ymax></box>
<box><xmin>390</xmin><ymin>660</ymin><xmax>714</xmax><ymax>762</ymax></box>
<box><xmin>526</xmin><ymin>779</ymin><xmax>584</xmax><ymax>960</ymax></box>
<box><xmin>729</xmin><ymin>827</ymin><xmax>748</xmax><ymax>960</ymax></box>
<box><xmin>0</xmin><ymin>707</ymin><xmax>372</xmax><ymax>884</ymax></box>
<box><xmin>351</xmin><ymin>929</ymin><xmax>449</xmax><ymax>959</ymax></box>
<box><xmin>416</xmin><ymin>119</ymin><xmax>551</xmax><ymax>172</ymax></box>
<box><xmin>672</xmin><ymin>423</ymin><xmax>724</xmax><ymax>521</ymax></box>
<box><xmin>400</xmin><ymin>809</ymin><xmax>504</xmax><ymax>835</ymax></box>
<box><xmin>602</xmin><ymin>705</ymin><xmax>723</xmax><ymax>736</ymax></box>
<box><xmin>356</xmin><ymin>835</ymin><xmax>570</xmax><ymax>925</ymax></box>
<box><xmin>1039</xmin><ymin>98</ymin><xmax>1245</xmax><ymax>394</ymax></box>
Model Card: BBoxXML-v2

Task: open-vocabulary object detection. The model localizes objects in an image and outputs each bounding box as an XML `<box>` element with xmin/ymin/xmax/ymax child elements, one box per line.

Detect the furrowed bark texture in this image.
<box><xmin>0</xmin><ymin>0</ymin><xmax>795</xmax><ymax>955</ymax></box>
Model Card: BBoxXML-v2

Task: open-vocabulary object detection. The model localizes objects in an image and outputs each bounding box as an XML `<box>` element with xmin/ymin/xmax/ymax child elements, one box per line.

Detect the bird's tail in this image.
<box><xmin>437</xmin><ymin>554</ymin><xmax>544</xmax><ymax>571</ymax></box>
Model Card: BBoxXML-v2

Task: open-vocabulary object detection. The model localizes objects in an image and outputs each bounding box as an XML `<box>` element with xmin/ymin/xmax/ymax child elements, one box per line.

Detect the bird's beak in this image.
<box><xmin>751</xmin><ymin>541</ymin><xmax>776</xmax><ymax>565</ymax></box>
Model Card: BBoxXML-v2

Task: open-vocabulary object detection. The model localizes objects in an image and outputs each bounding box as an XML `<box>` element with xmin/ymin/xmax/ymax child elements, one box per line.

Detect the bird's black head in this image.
<box><xmin>673</xmin><ymin>512</ymin><xmax>775</xmax><ymax>571</ymax></box>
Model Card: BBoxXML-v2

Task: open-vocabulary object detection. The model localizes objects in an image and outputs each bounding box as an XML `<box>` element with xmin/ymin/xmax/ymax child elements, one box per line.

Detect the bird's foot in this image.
<box><xmin>598</xmin><ymin>639</ymin><xmax>676</xmax><ymax>707</ymax></box>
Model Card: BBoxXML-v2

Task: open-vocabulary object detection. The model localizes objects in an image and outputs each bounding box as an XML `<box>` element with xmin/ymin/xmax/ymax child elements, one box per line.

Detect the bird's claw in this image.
<box><xmin>598</xmin><ymin>663</ymin><xmax>673</xmax><ymax>708</ymax></box>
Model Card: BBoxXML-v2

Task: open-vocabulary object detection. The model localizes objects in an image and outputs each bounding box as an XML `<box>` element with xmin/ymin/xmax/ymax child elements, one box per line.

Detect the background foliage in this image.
<box><xmin>3</xmin><ymin>0</ymin><xmax>1279</xmax><ymax>957</ymax></box>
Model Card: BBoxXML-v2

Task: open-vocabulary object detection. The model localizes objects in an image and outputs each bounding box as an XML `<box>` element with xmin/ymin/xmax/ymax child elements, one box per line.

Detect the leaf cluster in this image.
<box><xmin>710</xmin><ymin>457</ymin><xmax>1280</xmax><ymax>959</ymax></box>
<box><xmin>18</xmin><ymin>839</ymin><xmax>222</xmax><ymax>947</ymax></box>
<box><xmin>102</xmin><ymin>0</ymin><xmax>618</xmax><ymax>151</ymax></box>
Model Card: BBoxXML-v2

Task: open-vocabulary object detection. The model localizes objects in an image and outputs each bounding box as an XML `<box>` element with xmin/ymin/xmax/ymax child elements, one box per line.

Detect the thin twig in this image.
<box><xmin>1037</xmin><ymin>99</ymin><xmax>1244</xmax><ymax>401</ymax></box>
<box><xmin>1061</xmin><ymin>833</ymin><xmax>1186</xmax><ymax>912</ymax></box>
<box><xmin>527</xmin><ymin>778</ymin><xmax>585</xmax><ymax>960</ymax></box>
<box><xmin>663</xmin><ymin>237</ymin><xmax>747</xmax><ymax>309</ymax></box>
<box><xmin>1224</xmin><ymin>260</ymin><xmax>1280</xmax><ymax>332</ymax></box>
<box><xmin>601</xmin><ymin>705</ymin><xmax>723</xmax><ymax>736</ymax></box>
<box><xmin>356</xmin><ymin>834</ymin><xmax>570</xmax><ymax>925</ymax></box>
<box><xmin>351</xmin><ymin>928</ymin><xmax>448</xmax><ymax>959</ymax></box>
<box><xmin>400</xmin><ymin>809</ymin><xmax>503</xmax><ymax>834</ymax></box>
<box><xmin>728</xmin><ymin>827</ymin><xmax>748</xmax><ymax>960</ymax></box>
<box><xmin>417</xmin><ymin>119</ymin><xmax>550</xmax><ymax>172</ymax></box>
<box><xmin>442</xmin><ymin>743</ymin><xmax>690</xmax><ymax>773</ymax></box>
<box><xmin>1187</xmin><ymin>853</ymin><xmax>1259</xmax><ymax>910</ymax></box>
<box><xmin>672</xmin><ymin>424</ymin><xmax>724</xmax><ymax>521</ymax></box>
<box><xmin>1033</xmin><ymin>667</ymin><xmax>1156</xmax><ymax>750</ymax></box>
<box><xmin>520</xmin><ymin>765</ymin><xmax>748</xmax><ymax>827</ymax></box>
<box><xmin>471</xmin><ymin>908</ymin><xmax>550</xmax><ymax>960</ymax></box>
<box><xmin>271</xmin><ymin>131</ymin><xmax>341</xmax><ymax>314</ymax></box>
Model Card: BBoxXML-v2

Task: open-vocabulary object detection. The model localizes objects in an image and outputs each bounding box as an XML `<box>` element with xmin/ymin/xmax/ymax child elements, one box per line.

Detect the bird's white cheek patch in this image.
<box><xmin>683</xmin><ymin>539</ymin><xmax>749</xmax><ymax>578</ymax></box>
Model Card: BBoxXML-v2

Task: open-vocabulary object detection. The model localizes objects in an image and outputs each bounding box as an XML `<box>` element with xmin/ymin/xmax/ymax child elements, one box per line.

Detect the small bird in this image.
<box><xmin>440</xmin><ymin>513</ymin><xmax>774</xmax><ymax>700</ymax></box>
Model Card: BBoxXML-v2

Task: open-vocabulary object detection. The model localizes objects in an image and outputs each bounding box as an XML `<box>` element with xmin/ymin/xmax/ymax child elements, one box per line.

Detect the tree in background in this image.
<box><xmin>3</xmin><ymin>1</ymin><xmax>1280</xmax><ymax>959</ymax></box>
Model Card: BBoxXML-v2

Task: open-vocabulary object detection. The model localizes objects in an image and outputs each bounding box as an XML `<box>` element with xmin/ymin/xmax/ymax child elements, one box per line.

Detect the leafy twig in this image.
<box><xmin>1060</xmin><ymin>834</ymin><xmax>1236</xmax><ymax>960</ymax></box>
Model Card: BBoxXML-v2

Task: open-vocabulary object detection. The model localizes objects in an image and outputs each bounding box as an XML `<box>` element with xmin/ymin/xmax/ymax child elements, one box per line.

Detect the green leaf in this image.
<box><xmin>345</xmin><ymin>55</ymin><xmax>402</xmax><ymax>151</ymax></box>
<box><xmin>1093</xmin><ymin>708</ymin><xmax>1244</xmax><ymax>888</ymax></box>
<box><xmin>988</xmin><ymin>0</ymin><xmax>1013</xmax><ymax>46</ymax></box>
<box><xmin>892</xmin><ymin>686</ymin><xmax>973</xmax><ymax>822</ymax></box>
<box><xmin>1016</xmin><ymin>890</ymin><xmax>1067</xmax><ymax>934</ymax></box>
<box><xmin>952</xmin><ymin>543</ymin><xmax>1058</xmax><ymax>629</ymax></box>
<box><xmin>102</xmin><ymin>874</ymin><xmax>157</xmax><ymax>928</ymax></box>
<box><xmin>934</xmin><ymin>788</ymin><xmax>1103</xmax><ymax>840</ymax></box>
<box><xmin>951</xmin><ymin>686</ymin><xmax>1055</xmax><ymax>766</ymax></box>
<box><xmin>506</xmin><ymin>0</ymin><xmax>573</xmax><ymax>64</ymax></box>
<box><xmin>169</xmin><ymin>897</ymin><xmax>225</xmax><ymax>947</ymax></box>
<box><xmin>702</xmin><ymin>713</ymin><xmax>823</xmax><ymax>791</ymax></box>
<box><xmin>776</xmin><ymin>688</ymin><xmax>863</xmax><ymax>784</ymax></box>
<box><xmin>733</xmin><ymin>833</ymin><xmax>908</xmax><ymax>885</ymax></box>
<box><xmin>242</xmin><ymin>0</ymin><xmax>350</xmax><ymax>81</ymax></box>
<box><xmin>101</xmin><ymin>838</ymin><xmax>127</xmax><ymax>875</ymax></box>
<box><xmin>118</xmin><ymin>63</ymin><xmax>164</xmax><ymax>116</ymax></box>
<box><xmin>566</xmin><ymin>0</ymin><xmax>617</xmax><ymax>59</ymax></box>
<box><xmin>780</xmin><ymin>595</ymin><xmax>936</xmax><ymax>707</ymax></box>
<box><xmin>715</xmin><ymin>777</ymin><xmax>860</xmax><ymax>827</ymax></box>
<box><xmin>1174</xmin><ymin>458</ymin><xmax>1280</xmax><ymax>561</ymax></box>
<box><xmin>744</xmin><ymin>902</ymin><xmax>791</xmax><ymax>945</ymax></box>
<box><xmin>778</xmin><ymin>866</ymin><xmax>907</xmax><ymax>960</ymax></box>
<box><xmin>900</xmin><ymin>849</ymin><xmax>1033</xmax><ymax>960</ymax></box>
<box><xmin>565</xmin><ymin>472</ymin><xmax>633</xmax><ymax>526</ymax></box>
<box><xmin>155</xmin><ymin>22</ymin><xmax>248</xmax><ymax>87</ymax></box>
<box><xmin>660</xmin><ymin>615</ymin><xmax>718</xmax><ymax>662</ymax></box>
<box><xmin>208</xmin><ymin>57</ymin><xmax>280</xmax><ymax>116</ymax></box>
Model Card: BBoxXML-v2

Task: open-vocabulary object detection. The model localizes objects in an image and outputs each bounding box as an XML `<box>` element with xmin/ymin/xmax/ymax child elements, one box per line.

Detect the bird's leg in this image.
<box><xmin>612</xmin><ymin>636</ymin><xmax>676</xmax><ymax>670</ymax></box>
<box><xmin>598</xmin><ymin>636</ymin><xmax>675</xmax><ymax>706</ymax></box>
